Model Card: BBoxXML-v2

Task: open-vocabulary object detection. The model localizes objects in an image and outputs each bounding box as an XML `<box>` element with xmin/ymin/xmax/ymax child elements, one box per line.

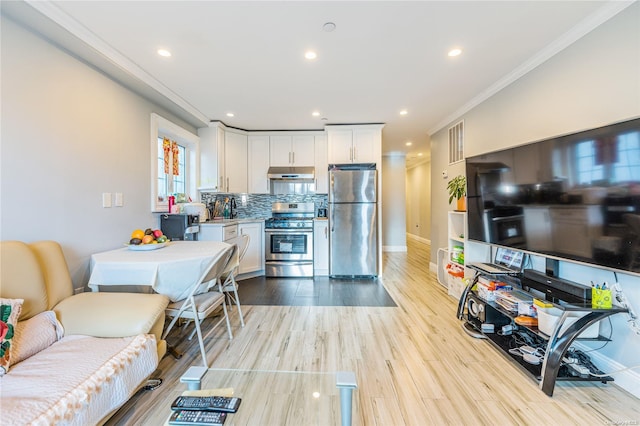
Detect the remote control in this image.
<box><xmin>171</xmin><ymin>396</ymin><xmax>241</xmax><ymax>413</ymax></box>
<box><xmin>169</xmin><ymin>410</ymin><xmax>226</xmax><ymax>426</ymax></box>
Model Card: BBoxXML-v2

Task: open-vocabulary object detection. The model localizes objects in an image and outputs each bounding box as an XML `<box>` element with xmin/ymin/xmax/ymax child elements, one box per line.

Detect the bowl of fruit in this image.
<box><xmin>127</xmin><ymin>228</ymin><xmax>170</xmax><ymax>250</ymax></box>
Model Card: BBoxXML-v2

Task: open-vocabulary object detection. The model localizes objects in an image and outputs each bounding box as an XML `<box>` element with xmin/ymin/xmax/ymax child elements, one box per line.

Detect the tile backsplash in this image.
<box><xmin>200</xmin><ymin>193</ymin><xmax>328</xmax><ymax>218</ymax></box>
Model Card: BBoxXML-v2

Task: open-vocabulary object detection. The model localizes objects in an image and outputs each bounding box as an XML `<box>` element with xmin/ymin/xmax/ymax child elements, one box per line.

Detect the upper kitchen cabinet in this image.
<box><xmin>198</xmin><ymin>122</ymin><xmax>247</xmax><ymax>193</ymax></box>
<box><xmin>248</xmin><ymin>135</ymin><xmax>270</xmax><ymax>193</ymax></box>
<box><xmin>269</xmin><ymin>134</ymin><xmax>315</xmax><ymax>167</ymax></box>
<box><xmin>326</xmin><ymin>124</ymin><xmax>384</xmax><ymax>164</ymax></box>
<box><xmin>198</xmin><ymin>123</ymin><xmax>225</xmax><ymax>192</ymax></box>
<box><xmin>224</xmin><ymin>130</ymin><xmax>248</xmax><ymax>193</ymax></box>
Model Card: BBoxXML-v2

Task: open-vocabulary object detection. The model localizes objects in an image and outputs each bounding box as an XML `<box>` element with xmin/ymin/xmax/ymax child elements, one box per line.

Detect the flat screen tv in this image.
<box><xmin>466</xmin><ymin>117</ymin><xmax>640</xmax><ymax>276</ymax></box>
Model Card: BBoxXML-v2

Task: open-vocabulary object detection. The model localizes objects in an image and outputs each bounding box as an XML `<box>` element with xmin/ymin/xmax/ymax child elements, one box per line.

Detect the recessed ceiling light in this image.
<box><xmin>305</xmin><ymin>50</ymin><xmax>317</xmax><ymax>60</ymax></box>
<box><xmin>157</xmin><ymin>48</ymin><xmax>172</xmax><ymax>57</ymax></box>
<box><xmin>418</xmin><ymin>153</ymin><xmax>423</xmax><ymax>156</ymax></box>
<box><xmin>322</xmin><ymin>22</ymin><xmax>336</xmax><ymax>32</ymax></box>
<box><xmin>405</xmin><ymin>141</ymin><xmax>412</xmax><ymax>146</ymax></box>
<box><xmin>226</xmin><ymin>112</ymin><xmax>234</xmax><ymax>117</ymax></box>
<box><xmin>312</xmin><ymin>111</ymin><xmax>320</xmax><ymax>117</ymax></box>
<box><xmin>400</xmin><ymin>109</ymin><xmax>408</xmax><ymax>115</ymax></box>
<box><xmin>448</xmin><ymin>48</ymin><xmax>462</xmax><ymax>57</ymax></box>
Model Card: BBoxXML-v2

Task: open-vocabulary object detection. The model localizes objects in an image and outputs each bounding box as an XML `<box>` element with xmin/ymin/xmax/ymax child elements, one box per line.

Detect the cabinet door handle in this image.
<box><xmin>226</xmin><ymin>177</ymin><xmax>229</xmax><ymax>192</ymax></box>
<box><xmin>324</xmin><ymin>226</ymin><xmax>328</xmax><ymax>238</ymax></box>
<box><xmin>292</xmin><ymin>151</ymin><xmax>295</xmax><ymax>164</ymax></box>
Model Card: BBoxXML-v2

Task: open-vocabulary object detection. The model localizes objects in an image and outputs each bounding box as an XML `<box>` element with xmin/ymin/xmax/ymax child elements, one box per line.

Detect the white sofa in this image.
<box><xmin>0</xmin><ymin>241</ymin><xmax>170</xmax><ymax>425</ymax></box>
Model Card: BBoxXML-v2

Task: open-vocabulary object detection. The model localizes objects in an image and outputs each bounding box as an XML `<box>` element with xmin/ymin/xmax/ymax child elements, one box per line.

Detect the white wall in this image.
<box><xmin>430</xmin><ymin>4</ymin><xmax>640</xmax><ymax>396</ymax></box>
<box><xmin>381</xmin><ymin>155</ymin><xmax>407</xmax><ymax>251</ymax></box>
<box><xmin>406</xmin><ymin>159</ymin><xmax>431</xmax><ymax>242</ymax></box>
<box><xmin>0</xmin><ymin>16</ymin><xmax>196</xmax><ymax>288</ymax></box>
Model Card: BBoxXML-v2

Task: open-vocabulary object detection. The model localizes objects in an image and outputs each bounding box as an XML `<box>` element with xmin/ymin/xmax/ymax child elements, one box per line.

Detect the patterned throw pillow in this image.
<box><xmin>0</xmin><ymin>298</ymin><xmax>23</xmax><ymax>375</ymax></box>
<box><xmin>12</xmin><ymin>311</ymin><xmax>64</xmax><ymax>366</ymax></box>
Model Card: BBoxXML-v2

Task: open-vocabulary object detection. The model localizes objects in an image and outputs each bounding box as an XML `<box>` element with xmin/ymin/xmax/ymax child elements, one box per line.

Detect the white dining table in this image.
<box><xmin>88</xmin><ymin>241</ymin><xmax>231</xmax><ymax>302</ymax></box>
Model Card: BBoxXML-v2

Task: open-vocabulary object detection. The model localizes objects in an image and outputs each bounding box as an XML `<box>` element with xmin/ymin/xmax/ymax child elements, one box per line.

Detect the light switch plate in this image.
<box><xmin>102</xmin><ymin>192</ymin><xmax>112</xmax><ymax>208</ymax></box>
<box><xmin>114</xmin><ymin>192</ymin><xmax>123</xmax><ymax>207</ymax></box>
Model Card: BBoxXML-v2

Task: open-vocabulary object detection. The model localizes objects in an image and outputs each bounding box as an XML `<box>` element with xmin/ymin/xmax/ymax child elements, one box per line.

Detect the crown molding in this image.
<box><xmin>22</xmin><ymin>0</ymin><xmax>210</xmax><ymax>127</ymax></box>
<box><xmin>428</xmin><ymin>1</ymin><xmax>635</xmax><ymax>136</ymax></box>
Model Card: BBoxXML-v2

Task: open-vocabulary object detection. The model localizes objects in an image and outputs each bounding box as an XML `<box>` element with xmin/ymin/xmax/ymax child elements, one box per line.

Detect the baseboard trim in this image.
<box><xmin>574</xmin><ymin>341</ymin><xmax>640</xmax><ymax>398</ymax></box>
<box><xmin>383</xmin><ymin>245</ymin><xmax>407</xmax><ymax>252</ymax></box>
<box><xmin>406</xmin><ymin>233</ymin><xmax>431</xmax><ymax>245</ymax></box>
<box><xmin>429</xmin><ymin>262</ymin><xmax>438</xmax><ymax>274</ymax></box>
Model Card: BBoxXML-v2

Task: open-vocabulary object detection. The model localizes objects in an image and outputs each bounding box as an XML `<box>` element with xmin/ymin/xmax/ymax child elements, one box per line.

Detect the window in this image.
<box><xmin>448</xmin><ymin>120</ymin><xmax>464</xmax><ymax>164</ymax></box>
<box><xmin>150</xmin><ymin>113</ymin><xmax>199</xmax><ymax>212</ymax></box>
<box><xmin>157</xmin><ymin>137</ymin><xmax>187</xmax><ymax>202</ymax></box>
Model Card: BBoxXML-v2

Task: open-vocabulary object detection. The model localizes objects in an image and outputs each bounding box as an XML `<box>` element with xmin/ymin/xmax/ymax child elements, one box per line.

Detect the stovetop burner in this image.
<box><xmin>265</xmin><ymin>202</ymin><xmax>315</xmax><ymax>229</ymax></box>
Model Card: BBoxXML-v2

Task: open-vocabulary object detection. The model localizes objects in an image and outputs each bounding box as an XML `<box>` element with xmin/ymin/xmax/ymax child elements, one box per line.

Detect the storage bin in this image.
<box><xmin>537</xmin><ymin>306</ymin><xmax>599</xmax><ymax>338</ymax></box>
<box><xmin>447</xmin><ymin>274</ymin><xmax>465</xmax><ymax>300</ymax></box>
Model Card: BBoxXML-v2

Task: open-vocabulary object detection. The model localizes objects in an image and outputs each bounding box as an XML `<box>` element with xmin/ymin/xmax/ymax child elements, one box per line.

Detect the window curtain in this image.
<box><xmin>163</xmin><ymin>137</ymin><xmax>180</xmax><ymax>175</ymax></box>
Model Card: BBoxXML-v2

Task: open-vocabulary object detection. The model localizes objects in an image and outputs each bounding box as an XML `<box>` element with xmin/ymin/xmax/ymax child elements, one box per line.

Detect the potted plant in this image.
<box><xmin>447</xmin><ymin>175</ymin><xmax>466</xmax><ymax>211</ymax></box>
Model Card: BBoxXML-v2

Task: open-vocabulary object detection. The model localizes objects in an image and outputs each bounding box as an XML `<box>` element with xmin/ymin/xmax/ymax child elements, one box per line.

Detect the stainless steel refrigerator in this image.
<box><xmin>328</xmin><ymin>163</ymin><xmax>378</xmax><ymax>278</ymax></box>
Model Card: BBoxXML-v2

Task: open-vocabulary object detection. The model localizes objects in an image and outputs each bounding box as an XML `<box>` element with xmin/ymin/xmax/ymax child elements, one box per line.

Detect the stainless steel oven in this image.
<box><xmin>265</xmin><ymin>202</ymin><xmax>314</xmax><ymax>277</ymax></box>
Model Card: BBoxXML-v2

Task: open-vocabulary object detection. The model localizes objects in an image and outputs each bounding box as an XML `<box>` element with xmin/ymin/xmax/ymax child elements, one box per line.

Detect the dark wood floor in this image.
<box><xmin>236</xmin><ymin>276</ymin><xmax>396</xmax><ymax>307</ymax></box>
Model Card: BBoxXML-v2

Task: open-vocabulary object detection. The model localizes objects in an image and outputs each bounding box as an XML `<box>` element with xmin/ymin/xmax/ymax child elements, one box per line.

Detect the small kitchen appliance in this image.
<box><xmin>160</xmin><ymin>214</ymin><xmax>200</xmax><ymax>241</ymax></box>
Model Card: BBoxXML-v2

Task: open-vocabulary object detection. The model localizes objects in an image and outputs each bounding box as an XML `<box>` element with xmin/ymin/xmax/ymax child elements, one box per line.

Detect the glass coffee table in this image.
<box><xmin>173</xmin><ymin>367</ymin><xmax>358</xmax><ymax>426</ymax></box>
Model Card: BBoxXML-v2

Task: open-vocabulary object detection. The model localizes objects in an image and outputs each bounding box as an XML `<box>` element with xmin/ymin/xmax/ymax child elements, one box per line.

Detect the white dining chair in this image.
<box><xmin>161</xmin><ymin>245</ymin><xmax>234</xmax><ymax>367</ymax></box>
<box><xmin>219</xmin><ymin>234</ymin><xmax>250</xmax><ymax>327</ymax></box>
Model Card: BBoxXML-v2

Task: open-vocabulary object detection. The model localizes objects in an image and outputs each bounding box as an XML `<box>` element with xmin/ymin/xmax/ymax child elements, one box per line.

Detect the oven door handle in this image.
<box><xmin>265</xmin><ymin>228</ymin><xmax>313</xmax><ymax>234</ymax></box>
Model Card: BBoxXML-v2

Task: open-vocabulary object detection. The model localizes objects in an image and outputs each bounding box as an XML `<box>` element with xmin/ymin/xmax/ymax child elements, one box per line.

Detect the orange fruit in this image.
<box><xmin>141</xmin><ymin>235</ymin><xmax>154</xmax><ymax>244</ymax></box>
<box><xmin>131</xmin><ymin>229</ymin><xmax>145</xmax><ymax>240</ymax></box>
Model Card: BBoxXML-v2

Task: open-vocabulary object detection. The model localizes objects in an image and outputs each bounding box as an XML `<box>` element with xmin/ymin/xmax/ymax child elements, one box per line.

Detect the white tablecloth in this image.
<box><xmin>88</xmin><ymin>241</ymin><xmax>231</xmax><ymax>302</ymax></box>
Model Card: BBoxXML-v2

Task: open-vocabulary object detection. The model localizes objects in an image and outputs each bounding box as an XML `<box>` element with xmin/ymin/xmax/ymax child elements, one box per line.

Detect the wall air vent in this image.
<box><xmin>448</xmin><ymin>120</ymin><xmax>464</xmax><ymax>164</ymax></box>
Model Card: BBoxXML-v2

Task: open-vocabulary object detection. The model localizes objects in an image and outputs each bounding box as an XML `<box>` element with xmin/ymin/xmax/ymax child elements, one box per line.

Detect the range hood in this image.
<box><xmin>267</xmin><ymin>167</ymin><xmax>316</xmax><ymax>195</ymax></box>
<box><xmin>267</xmin><ymin>166</ymin><xmax>315</xmax><ymax>180</ymax></box>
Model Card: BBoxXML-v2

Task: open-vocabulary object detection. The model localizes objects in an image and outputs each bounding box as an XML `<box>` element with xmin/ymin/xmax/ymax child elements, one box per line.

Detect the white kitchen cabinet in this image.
<box><xmin>248</xmin><ymin>135</ymin><xmax>270</xmax><ymax>193</ymax></box>
<box><xmin>198</xmin><ymin>123</ymin><xmax>225</xmax><ymax>191</ymax></box>
<box><xmin>238</xmin><ymin>221</ymin><xmax>264</xmax><ymax>275</ymax></box>
<box><xmin>198</xmin><ymin>123</ymin><xmax>247</xmax><ymax>193</ymax></box>
<box><xmin>326</xmin><ymin>124</ymin><xmax>383</xmax><ymax>164</ymax></box>
<box><xmin>313</xmin><ymin>219</ymin><xmax>329</xmax><ymax>276</ymax></box>
<box><xmin>326</xmin><ymin>129</ymin><xmax>353</xmax><ymax>164</ymax></box>
<box><xmin>269</xmin><ymin>134</ymin><xmax>315</xmax><ymax>166</ymax></box>
<box><xmin>198</xmin><ymin>223</ymin><xmax>238</xmax><ymax>242</ymax></box>
<box><xmin>314</xmin><ymin>134</ymin><xmax>328</xmax><ymax>193</ymax></box>
<box><xmin>224</xmin><ymin>130</ymin><xmax>248</xmax><ymax>193</ymax></box>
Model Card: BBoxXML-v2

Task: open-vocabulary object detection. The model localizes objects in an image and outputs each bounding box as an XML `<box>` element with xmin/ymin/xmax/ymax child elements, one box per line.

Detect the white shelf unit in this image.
<box><xmin>446</xmin><ymin>211</ymin><xmax>467</xmax><ymax>299</ymax></box>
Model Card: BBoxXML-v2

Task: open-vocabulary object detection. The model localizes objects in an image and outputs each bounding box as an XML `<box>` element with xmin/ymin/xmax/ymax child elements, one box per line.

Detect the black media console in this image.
<box><xmin>457</xmin><ymin>267</ymin><xmax>627</xmax><ymax>397</ymax></box>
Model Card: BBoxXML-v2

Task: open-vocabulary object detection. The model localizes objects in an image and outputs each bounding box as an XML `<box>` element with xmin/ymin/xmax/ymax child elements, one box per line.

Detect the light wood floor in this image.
<box><xmin>107</xmin><ymin>238</ymin><xmax>639</xmax><ymax>425</ymax></box>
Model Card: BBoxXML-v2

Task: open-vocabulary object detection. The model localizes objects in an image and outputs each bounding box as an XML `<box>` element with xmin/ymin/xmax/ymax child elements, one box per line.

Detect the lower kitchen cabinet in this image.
<box><xmin>198</xmin><ymin>223</ymin><xmax>238</xmax><ymax>242</ymax></box>
<box><xmin>238</xmin><ymin>221</ymin><xmax>264</xmax><ymax>275</ymax></box>
<box><xmin>198</xmin><ymin>221</ymin><xmax>264</xmax><ymax>276</ymax></box>
<box><xmin>314</xmin><ymin>220</ymin><xmax>329</xmax><ymax>276</ymax></box>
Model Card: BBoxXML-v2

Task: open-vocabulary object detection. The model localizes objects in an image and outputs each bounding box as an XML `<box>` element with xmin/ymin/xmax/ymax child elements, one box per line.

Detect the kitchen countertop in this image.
<box><xmin>199</xmin><ymin>218</ymin><xmax>267</xmax><ymax>226</ymax></box>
